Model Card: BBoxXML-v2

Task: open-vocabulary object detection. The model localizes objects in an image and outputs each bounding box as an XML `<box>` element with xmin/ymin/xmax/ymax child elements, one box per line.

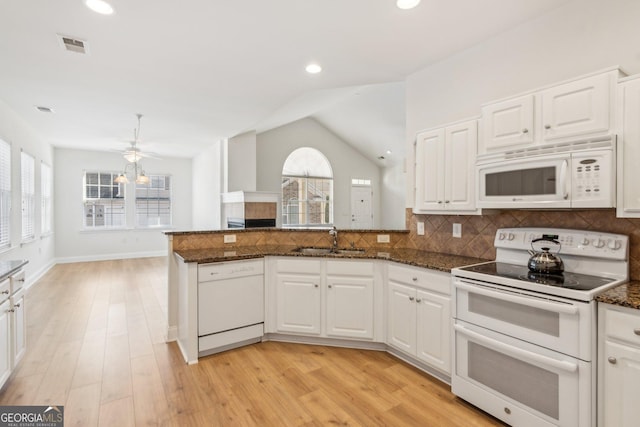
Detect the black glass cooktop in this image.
<box><xmin>458</xmin><ymin>262</ymin><xmax>616</xmax><ymax>291</ymax></box>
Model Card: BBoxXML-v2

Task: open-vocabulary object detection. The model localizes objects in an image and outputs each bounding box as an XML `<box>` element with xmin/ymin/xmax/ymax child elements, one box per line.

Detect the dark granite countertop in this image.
<box><xmin>597</xmin><ymin>281</ymin><xmax>640</xmax><ymax>310</ymax></box>
<box><xmin>173</xmin><ymin>245</ymin><xmax>487</xmax><ymax>273</ymax></box>
<box><xmin>165</xmin><ymin>228</ymin><xmax>409</xmax><ymax>236</ymax></box>
<box><xmin>0</xmin><ymin>260</ymin><xmax>28</xmax><ymax>281</ymax></box>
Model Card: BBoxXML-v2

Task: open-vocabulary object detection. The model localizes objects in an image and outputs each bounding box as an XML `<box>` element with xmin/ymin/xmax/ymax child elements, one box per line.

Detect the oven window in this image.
<box><xmin>485</xmin><ymin>166</ymin><xmax>556</xmax><ymax>196</ymax></box>
<box><xmin>469</xmin><ymin>342</ymin><xmax>559</xmax><ymax>420</ymax></box>
<box><xmin>469</xmin><ymin>293</ymin><xmax>560</xmax><ymax>337</ymax></box>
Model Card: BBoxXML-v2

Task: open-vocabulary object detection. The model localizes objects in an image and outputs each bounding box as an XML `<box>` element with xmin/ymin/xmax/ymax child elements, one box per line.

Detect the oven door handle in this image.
<box><xmin>455</xmin><ymin>281</ymin><xmax>579</xmax><ymax>315</ymax></box>
<box><xmin>454</xmin><ymin>323</ymin><xmax>579</xmax><ymax>373</ymax></box>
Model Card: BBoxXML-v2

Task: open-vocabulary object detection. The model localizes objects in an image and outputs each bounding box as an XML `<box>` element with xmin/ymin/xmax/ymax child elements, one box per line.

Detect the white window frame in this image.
<box><xmin>0</xmin><ymin>139</ymin><xmax>10</xmax><ymax>250</ymax></box>
<box><xmin>21</xmin><ymin>151</ymin><xmax>35</xmax><ymax>242</ymax></box>
<box><xmin>135</xmin><ymin>174</ymin><xmax>172</xmax><ymax>228</ymax></box>
<box><xmin>82</xmin><ymin>171</ymin><xmax>126</xmax><ymax>229</ymax></box>
<box><xmin>41</xmin><ymin>162</ymin><xmax>52</xmax><ymax>235</ymax></box>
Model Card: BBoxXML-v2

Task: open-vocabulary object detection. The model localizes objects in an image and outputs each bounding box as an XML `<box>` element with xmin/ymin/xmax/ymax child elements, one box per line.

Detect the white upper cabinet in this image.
<box><xmin>480</xmin><ymin>94</ymin><xmax>534</xmax><ymax>153</ymax></box>
<box><xmin>541</xmin><ymin>72</ymin><xmax>612</xmax><ymax>141</ymax></box>
<box><xmin>414</xmin><ymin>119</ymin><xmax>479</xmax><ymax>214</ymax></box>
<box><xmin>479</xmin><ymin>69</ymin><xmax>619</xmax><ymax>156</ymax></box>
<box><xmin>617</xmin><ymin>75</ymin><xmax>640</xmax><ymax>217</ymax></box>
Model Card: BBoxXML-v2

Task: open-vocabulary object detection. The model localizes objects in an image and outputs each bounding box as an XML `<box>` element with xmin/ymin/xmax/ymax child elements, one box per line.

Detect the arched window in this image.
<box><xmin>282</xmin><ymin>147</ymin><xmax>333</xmax><ymax>227</ymax></box>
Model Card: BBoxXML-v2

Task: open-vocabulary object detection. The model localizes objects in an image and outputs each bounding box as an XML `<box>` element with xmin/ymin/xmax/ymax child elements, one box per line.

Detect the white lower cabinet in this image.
<box><xmin>598</xmin><ymin>303</ymin><xmax>640</xmax><ymax>427</ymax></box>
<box><xmin>271</xmin><ymin>258</ymin><xmax>377</xmax><ymax>340</ymax></box>
<box><xmin>10</xmin><ymin>289</ymin><xmax>25</xmax><ymax>367</ymax></box>
<box><xmin>387</xmin><ymin>264</ymin><xmax>451</xmax><ymax>375</ymax></box>
<box><xmin>0</xmin><ymin>297</ymin><xmax>11</xmax><ymax>389</ymax></box>
<box><xmin>0</xmin><ymin>269</ymin><xmax>27</xmax><ymax>390</ymax></box>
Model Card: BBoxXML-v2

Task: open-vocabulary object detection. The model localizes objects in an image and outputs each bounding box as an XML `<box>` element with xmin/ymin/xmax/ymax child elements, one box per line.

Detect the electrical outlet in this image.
<box><xmin>223</xmin><ymin>234</ymin><xmax>236</xmax><ymax>243</ymax></box>
<box><xmin>417</xmin><ymin>222</ymin><xmax>425</xmax><ymax>236</ymax></box>
<box><xmin>377</xmin><ymin>234</ymin><xmax>390</xmax><ymax>243</ymax></box>
<box><xmin>452</xmin><ymin>223</ymin><xmax>462</xmax><ymax>238</ymax></box>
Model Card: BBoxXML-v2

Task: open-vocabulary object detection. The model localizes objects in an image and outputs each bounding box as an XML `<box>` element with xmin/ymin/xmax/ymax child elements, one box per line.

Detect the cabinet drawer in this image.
<box><xmin>603</xmin><ymin>305</ymin><xmax>640</xmax><ymax>346</ymax></box>
<box><xmin>388</xmin><ymin>264</ymin><xmax>450</xmax><ymax>295</ymax></box>
<box><xmin>198</xmin><ymin>259</ymin><xmax>263</xmax><ymax>283</ymax></box>
<box><xmin>0</xmin><ymin>279</ymin><xmax>9</xmax><ymax>303</ymax></box>
<box><xmin>276</xmin><ymin>258</ymin><xmax>321</xmax><ymax>275</ymax></box>
<box><xmin>326</xmin><ymin>260</ymin><xmax>374</xmax><ymax>276</ymax></box>
<box><xmin>10</xmin><ymin>270</ymin><xmax>25</xmax><ymax>294</ymax></box>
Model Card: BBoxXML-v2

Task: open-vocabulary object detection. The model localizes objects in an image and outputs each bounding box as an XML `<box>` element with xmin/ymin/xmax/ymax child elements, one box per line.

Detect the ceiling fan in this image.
<box><xmin>120</xmin><ymin>113</ymin><xmax>159</xmax><ymax>163</ymax></box>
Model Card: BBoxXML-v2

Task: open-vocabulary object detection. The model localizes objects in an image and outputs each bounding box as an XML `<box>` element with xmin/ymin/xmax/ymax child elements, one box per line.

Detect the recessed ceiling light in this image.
<box><xmin>305</xmin><ymin>63</ymin><xmax>322</xmax><ymax>74</ymax></box>
<box><xmin>396</xmin><ymin>0</ymin><xmax>421</xmax><ymax>10</ymax></box>
<box><xmin>35</xmin><ymin>106</ymin><xmax>54</xmax><ymax>113</ymax></box>
<box><xmin>84</xmin><ymin>0</ymin><xmax>115</xmax><ymax>15</ymax></box>
<box><xmin>386</xmin><ymin>150</ymin><xmax>392</xmax><ymax>154</ymax></box>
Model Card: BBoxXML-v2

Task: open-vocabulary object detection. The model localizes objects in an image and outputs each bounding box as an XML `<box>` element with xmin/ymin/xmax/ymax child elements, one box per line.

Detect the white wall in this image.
<box><xmin>256</xmin><ymin>117</ymin><xmax>381</xmax><ymax>229</ymax></box>
<box><xmin>381</xmin><ymin>163</ymin><xmax>406</xmax><ymax>229</ymax></box>
<box><xmin>54</xmin><ymin>148</ymin><xmax>192</xmax><ymax>262</ymax></box>
<box><xmin>192</xmin><ymin>141</ymin><xmax>224</xmax><ymax>229</ymax></box>
<box><xmin>405</xmin><ymin>0</ymin><xmax>640</xmax><ymax>206</ymax></box>
<box><xmin>0</xmin><ymin>100</ymin><xmax>55</xmax><ymax>285</ymax></box>
<box><xmin>225</xmin><ymin>131</ymin><xmax>257</xmax><ymax>192</ymax></box>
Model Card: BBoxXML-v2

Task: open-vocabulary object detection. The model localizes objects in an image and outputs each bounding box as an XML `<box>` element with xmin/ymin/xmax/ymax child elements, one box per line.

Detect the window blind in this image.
<box><xmin>41</xmin><ymin>162</ymin><xmax>52</xmax><ymax>234</ymax></box>
<box><xmin>0</xmin><ymin>140</ymin><xmax>10</xmax><ymax>249</ymax></box>
<box><xmin>21</xmin><ymin>151</ymin><xmax>35</xmax><ymax>241</ymax></box>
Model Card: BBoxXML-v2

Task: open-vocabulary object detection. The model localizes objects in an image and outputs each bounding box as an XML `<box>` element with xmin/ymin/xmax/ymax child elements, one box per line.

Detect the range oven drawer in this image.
<box><xmin>453</xmin><ymin>320</ymin><xmax>592</xmax><ymax>427</ymax></box>
<box><xmin>453</xmin><ymin>277</ymin><xmax>594</xmax><ymax>360</ymax></box>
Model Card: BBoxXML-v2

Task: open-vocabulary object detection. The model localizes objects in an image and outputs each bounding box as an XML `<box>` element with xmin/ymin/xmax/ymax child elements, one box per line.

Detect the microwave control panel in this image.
<box><xmin>571</xmin><ymin>149</ymin><xmax>613</xmax><ymax>202</ymax></box>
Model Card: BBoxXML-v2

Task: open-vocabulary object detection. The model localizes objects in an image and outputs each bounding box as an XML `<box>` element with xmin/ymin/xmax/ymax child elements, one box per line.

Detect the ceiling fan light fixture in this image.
<box><xmin>85</xmin><ymin>0</ymin><xmax>115</xmax><ymax>15</ymax></box>
<box><xmin>114</xmin><ymin>173</ymin><xmax>129</xmax><ymax>184</ymax></box>
<box><xmin>135</xmin><ymin>171</ymin><xmax>150</xmax><ymax>185</ymax></box>
<box><xmin>396</xmin><ymin>0</ymin><xmax>421</xmax><ymax>10</ymax></box>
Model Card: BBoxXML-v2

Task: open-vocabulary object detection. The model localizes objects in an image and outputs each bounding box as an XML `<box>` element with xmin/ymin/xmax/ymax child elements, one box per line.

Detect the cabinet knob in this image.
<box><xmin>1</xmin><ymin>290</ymin><xmax>8</xmax><ymax>295</ymax></box>
<box><xmin>416</xmin><ymin>298</ymin><xmax>422</xmax><ymax>303</ymax></box>
<box><xmin>314</xmin><ymin>284</ymin><xmax>319</xmax><ymax>288</ymax></box>
<box><xmin>634</xmin><ymin>328</ymin><xmax>640</xmax><ymax>336</ymax></box>
<box><xmin>6</xmin><ymin>309</ymin><xmax>14</xmax><ymax>313</ymax></box>
<box><xmin>445</xmin><ymin>200</ymin><xmax>450</xmax><ymax>204</ymax></box>
<box><xmin>437</xmin><ymin>201</ymin><xmax>443</xmax><ymax>204</ymax></box>
<box><xmin>328</xmin><ymin>285</ymin><xmax>332</xmax><ymax>289</ymax></box>
<box><xmin>412</xmin><ymin>277</ymin><xmax>418</xmax><ymax>282</ymax></box>
<box><xmin>545</xmin><ymin>124</ymin><xmax>552</xmax><ymax>130</ymax></box>
<box><xmin>522</xmin><ymin>128</ymin><xmax>529</xmax><ymax>134</ymax></box>
<box><xmin>409</xmin><ymin>296</ymin><xmax>415</xmax><ymax>301</ymax></box>
<box><xmin>14</xmin><ymin>303</ymin><xmax>20</xmax><ymax>308</ymax></box>
<box><xmin>17</xmin><ymin>278</ymin><xmax>24</xmax><ymax>282</ymax></box>
<box><xmin>608</xmin><ymin>356</ymin><xmax>617</xmax><ymax>364</ymax></box>
<box><xmin>504</xmin><ymin>407</ymin><xmax>511</xmax><ymax>415</ymax></box>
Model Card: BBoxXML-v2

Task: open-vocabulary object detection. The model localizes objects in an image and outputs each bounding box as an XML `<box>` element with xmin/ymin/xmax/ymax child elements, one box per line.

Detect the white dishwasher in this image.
<box><xmin>198</xmin><ymin>259</ymin><xmax>264</xmax><ymax>356</ymax></box>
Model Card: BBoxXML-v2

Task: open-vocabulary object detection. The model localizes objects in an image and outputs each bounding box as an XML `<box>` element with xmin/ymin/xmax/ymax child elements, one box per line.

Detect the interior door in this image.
<box><xmin>350</xmin><ymin>185</ymin><xmax>373</xmax><ymax>229</ymax></box>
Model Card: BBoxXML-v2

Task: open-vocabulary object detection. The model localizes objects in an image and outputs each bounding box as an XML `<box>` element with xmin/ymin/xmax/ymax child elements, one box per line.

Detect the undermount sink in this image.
<box><xmin>294</xmin><ymin>247</ymin><xmax>366</xmax><ymax>255</ymax></box>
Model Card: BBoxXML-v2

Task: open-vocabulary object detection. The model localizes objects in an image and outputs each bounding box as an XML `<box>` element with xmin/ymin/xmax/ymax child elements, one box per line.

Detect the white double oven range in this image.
<box><xmin>451</xmin><ymin>227</ymin><xmax>629</xmax><ymax>427</ymax></box>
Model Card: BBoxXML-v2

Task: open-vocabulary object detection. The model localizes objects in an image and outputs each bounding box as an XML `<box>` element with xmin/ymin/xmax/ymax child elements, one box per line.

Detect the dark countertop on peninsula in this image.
<box><xmin>165</xmin><ymin>228</ymin><xmax>409</xmax><ymax>236</ymax></box>
<box><xmin>0</xmin><ymin>260</ymin><xmax>28</xmax><ymax>281</ymax></box>
<box><xmin>173</xmin><ymin>245</ymin><xmax>488</xmax><ymax>273</ymax></box>
<box><xmin>597</xmin><ymin>281</ymin><xmax>640</xmax><ymax>310</ymax></box>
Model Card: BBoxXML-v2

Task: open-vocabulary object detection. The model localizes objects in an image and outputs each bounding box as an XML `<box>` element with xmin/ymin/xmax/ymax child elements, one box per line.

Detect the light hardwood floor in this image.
<box><xmin>0</xmin><ymin>257</ymin><xmax>506</xmax><ymax>426</ymax></box>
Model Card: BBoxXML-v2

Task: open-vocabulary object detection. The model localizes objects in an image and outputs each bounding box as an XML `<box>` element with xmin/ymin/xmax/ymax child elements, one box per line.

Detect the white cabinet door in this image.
<box><xmin>416</xmin><ymin>289</ymin><xmax>450</xmax><ymax>374</ymax></box>
<box><xmin>480</xmin><ymin>94</ymin><xmax>535</xmax><ymax>153</ymax></box>
<box><xmin>387</xmin><ymin>282</ymin><xmax>416</xmax><ymax>354</ymax></box>
<box><xmin>541</xmin><ymin>72</ymin><xmax>611</xmax><ymax>141</ymax></box>
<box><xmin>276</xmin><ymin>274</ymin><xmax>321</xmax><ymax>335</ymax></box>
<box><xmin>414</xmin><ymin>120</ymin><xmax>478</xmax><ymax>214</ymax></box>
<box><xmin>11</xmin><ymin>290</ymin><xmax>25</xmax><ymax>367</ymax></box>
<box><xmin>414</xmin><ymin>128</ymin><xmax>445</xmax><ymax>212</ymax></box>
<box><xmin>0</xmin><ymin>299</ymin><xmax>11</xmax><ymax>389</ymax></box>
<box><xmin>617</xmin><ymin>77</ymin><xmax>640</xmax><ymax>217</ymax></box>
<box><xmin>326</xmin><ymin>276</ymin><xmax>374</xmax><ymax>339</ymax></box>
<box><xmin>445</xmin><ymin>120</ymin><xmax>477</xmax><ymax>212</ymax></box>
<box><xmin>601</xmin><ymin>340</ymin><xmax>640</xmax><ymax>427</ymax></box>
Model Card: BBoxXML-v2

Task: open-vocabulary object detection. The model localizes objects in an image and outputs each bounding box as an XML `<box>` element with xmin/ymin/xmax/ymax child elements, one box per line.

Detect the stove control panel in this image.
<box><xmin>495</xmin><ymin>227</ymin><xmax>628</xmax><ymax>260</ymax></box>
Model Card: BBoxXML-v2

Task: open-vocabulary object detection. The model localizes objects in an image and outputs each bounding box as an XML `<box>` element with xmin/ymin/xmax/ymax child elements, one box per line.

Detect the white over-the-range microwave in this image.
<box><xmin>477</xmin><ymin>136</ymin><xmax>616</xmax><ymax>209</ymax></box>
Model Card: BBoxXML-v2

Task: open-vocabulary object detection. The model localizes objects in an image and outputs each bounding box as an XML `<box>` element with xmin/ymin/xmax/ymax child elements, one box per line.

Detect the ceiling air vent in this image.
<box><xmin>35</xmin><ymin>106</ymin><xmax>54</xmax><ymax>113</ymax></box>
<box><xmin>57</xmin><ymin>34</ymin><xmax>88</xmax><ymax>54</ymax></box>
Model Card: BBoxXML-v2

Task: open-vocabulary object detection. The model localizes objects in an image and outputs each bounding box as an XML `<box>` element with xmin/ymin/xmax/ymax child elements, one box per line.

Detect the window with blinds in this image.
<box><xmin>83</xmin><ymin>172</ymin><xmax>125</xmax><ymax>228</ymax></box>
<box><xmin>41</xmin><ymin>162</ymin><xmax>52</xmax><ymax>235</ymax></box>
<box><xmin>21</xmin><ymin>151</ymin><xmax>35</xmax><ymax>241</ymax></box>
<box><xmin>135</xmin><ymin>175</ymin><xmax>172</xmax><ymax>227</ymax></box>
<box><xmin>0</xmin><ymin>140</ymin><xmax>10</xmax><ymax>249</ymax></box>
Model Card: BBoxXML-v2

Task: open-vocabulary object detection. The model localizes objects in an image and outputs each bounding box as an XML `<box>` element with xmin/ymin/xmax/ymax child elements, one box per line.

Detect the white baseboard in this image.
<box><xmin>55</xmin><ymin>250</ymin><xmax>166</xmax><ymax>264</ymax></box>
<box><xmin>25</xmin><ymin>259</ymin><xmax>56</xmax><ymax>291</ymax></box>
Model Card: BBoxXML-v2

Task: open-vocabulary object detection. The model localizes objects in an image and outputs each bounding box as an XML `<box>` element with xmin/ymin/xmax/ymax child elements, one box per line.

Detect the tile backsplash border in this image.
<box><xmin>405</xmin><ymin>208</ymin><xmax>640</xmax><ymax>281</ymax></box>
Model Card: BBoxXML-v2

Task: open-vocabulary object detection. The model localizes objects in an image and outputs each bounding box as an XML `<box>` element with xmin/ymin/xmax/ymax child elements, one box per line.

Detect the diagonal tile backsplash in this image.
<box><xmin>406</xmin><ymin>208</ymin><xmax>640</xmax><ymax>280</ymax></box>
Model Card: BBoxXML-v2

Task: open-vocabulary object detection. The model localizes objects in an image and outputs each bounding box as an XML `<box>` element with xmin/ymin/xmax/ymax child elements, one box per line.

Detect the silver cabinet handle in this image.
<box><xmin>14</xmin><ymin>303</ymin><xmax>20</xmax><ymax>308</ymax></box>
<box><xmin>437</xmin><ymin>201</ymin><xmax>443</xmax><ymax>204</ymax></box>
<box><xmin>409</xmin><ymin>296</ymin><xmax>415</xmax><ymax>301</ymax></box>
<box><xmin>1</xmin><ymin>290</ymin><xmax>8</xmax><ymax>295</ymax></box>
<box><xmin>545</xmin><ymin>124</ymin><xmax>551</xmax><ymax>130</ymax></box>
<box><xmin>17</xmin><ymin>278</ymin><xmax>25</xmax><ymax>282</ymax></box>
<box><xmin>634</xmin><ymin>328</ymin><xmax>640</xmax><ymax>336</ymax></box>
<box><xmin>7</xmin><ymin>309</ymin><xmax>14</xmax><ymax>313</ymax></box>
<box><xmin>445</xmin><ymin>200</ymin><xmax>450</xmax><ymax>204</ymax></box>
<box><xmin>522</xmin><ymin>129</ymin><xmax>529</xmax><ymax>134</ymax></box>
<box><xmin>608</xmin><ymin>356</ymin><xmax>617</xmax><ymax>364</ymax></box>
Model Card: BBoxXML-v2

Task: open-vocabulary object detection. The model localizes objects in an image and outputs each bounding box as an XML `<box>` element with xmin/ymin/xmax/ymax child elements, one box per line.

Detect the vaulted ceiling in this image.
<box><xmin>0</xmin><ymin>0</ymin><xmax>568</xmax><ymax>166</ymax></box>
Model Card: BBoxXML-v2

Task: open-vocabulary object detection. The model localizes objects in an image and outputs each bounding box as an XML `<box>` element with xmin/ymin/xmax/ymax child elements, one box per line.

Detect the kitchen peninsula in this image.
<box><xmin>164</xmin><ymin>227</ymin><xmax>486</xmax><ymax>381</ymax></box>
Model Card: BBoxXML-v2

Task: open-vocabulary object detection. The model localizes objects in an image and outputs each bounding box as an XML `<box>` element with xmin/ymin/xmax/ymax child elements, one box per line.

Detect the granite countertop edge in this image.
<box><xmin>0</xmin><ymin>260</ymin><xmax>29</xmax><ymax>281</ymax></box>
<box><xmin>172</xmin><ymin>246</ymin><xmax>488</xmax><ymax>273</ymax></box>
<box><xmin>596</xmin><ymin>280</ymin><xmax>640</xmax><ymax>310</ymax></box>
